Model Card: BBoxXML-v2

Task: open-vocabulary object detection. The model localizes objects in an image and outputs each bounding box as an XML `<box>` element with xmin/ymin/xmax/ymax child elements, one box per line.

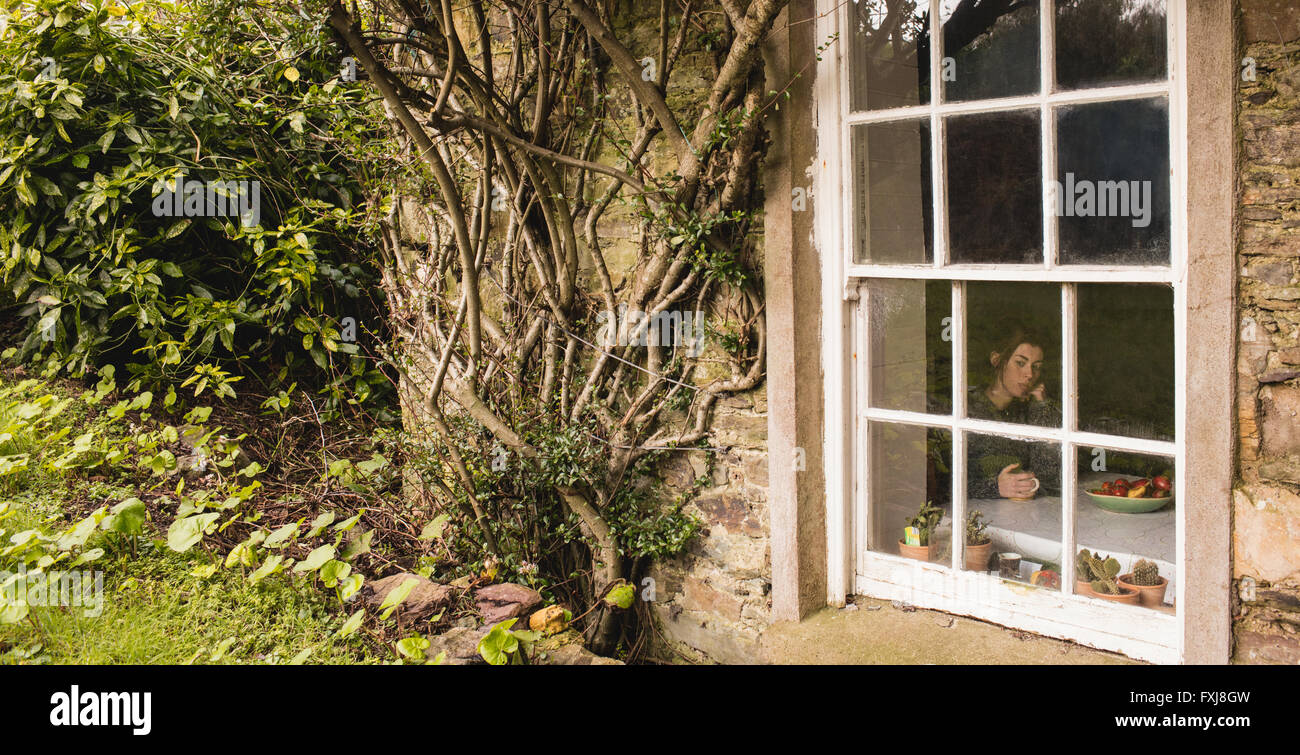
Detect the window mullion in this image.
<box><xmin>1041</xmin><ymin>0</ymin><xmax>1057</xmax><ymax>270</ymax></box>
<box><xmin>951</xmin><ymin>280</ymin><xmax>967</xmax><ymax>570</ymax></box>
<box><xmin>1062</xmin><ymin>283</ymin><xmax>1079</xmax><ymax>592</ymax></box>
<box><xmin>931</xmin><ymin>0</ymin><xmax>947</xmax><ymax>268</ymax></box>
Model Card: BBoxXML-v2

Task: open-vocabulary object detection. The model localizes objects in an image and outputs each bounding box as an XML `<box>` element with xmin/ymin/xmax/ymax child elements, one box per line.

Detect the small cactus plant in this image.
<box><xmin>1131</xmin><ymin>559</ymin><xmax>1162</xmax><ymax>586</ymax></box>
<box><xmin>1077</xmin><ymin>549</ymin><xmax>1123</xmax><ymax>595</ymax></box>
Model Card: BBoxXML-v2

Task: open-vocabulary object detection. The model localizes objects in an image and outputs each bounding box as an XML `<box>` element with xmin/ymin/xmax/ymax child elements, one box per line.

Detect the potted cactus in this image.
<box><xmin>1074</xmin><ymin>549</ymin><xmax>1096</xmax><ymax>596</ymax></box>
<box><xmin>1076</xmin><ymin>549</ymin><xmax>1140</xmax><ymax>604</ymax></box>
<box><xmin>964</xmin><ymin>510</ymin><xmax>993</xmax><ymax>571</ymax></box>
<box><xmin>899</xmin><ymin>500</ymin><xmax>944</xmax><ymax>562</ymax></box>
<box><xmin>1118</xmin><ymin>559</ymin><xmax>1169</xmax><ymax>608</ymax></box>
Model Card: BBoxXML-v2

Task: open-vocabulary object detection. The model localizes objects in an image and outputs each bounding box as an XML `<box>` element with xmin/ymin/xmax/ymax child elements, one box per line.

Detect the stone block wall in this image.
<box><xmin>1234</xmin><ymin>0</ymin><xmax>1300</xmax><ymax>664</ymax></box>
<box><xmin>644</xmin><ymin>389</ymin><xmax>771</xmax><ymax>664</ymax></box>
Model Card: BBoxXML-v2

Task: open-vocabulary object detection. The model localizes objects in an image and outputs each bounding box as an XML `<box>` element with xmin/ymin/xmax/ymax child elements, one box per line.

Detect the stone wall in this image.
<box><xmin>643</xmin><ymin>390</ymin><xmax>771</xmax><ymax>664</ymax></box>
<box><xmin>1234</xmin><ymin>0</ymin><xmax>1300</xmax><ymax>664</ymax></box>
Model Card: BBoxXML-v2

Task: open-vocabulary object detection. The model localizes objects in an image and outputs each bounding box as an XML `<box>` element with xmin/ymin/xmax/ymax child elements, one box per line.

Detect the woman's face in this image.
<box><xmin>992</xmin><ymin>343</ymin><xmax>1045</xmax><ymax>398</ymax></box>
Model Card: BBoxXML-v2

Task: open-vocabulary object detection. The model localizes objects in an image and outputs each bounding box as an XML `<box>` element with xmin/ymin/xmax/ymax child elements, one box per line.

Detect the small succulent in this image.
<box><xmin>905</xmin><ymin>500</ymin><xmax>944</xmax><ymax>546</ymax></box>
<box><xmin>1131</xmin><ymin>559</ymin><xmax>1162</xmax><ymax>587</ymax></box>
<box><xmin>1077</xmin><ymin>549</ymin><xmax>1123</xmax><ymax>595</ymax></box>
<box><xmin>965</xmin><ymin>510</ymin><xmax>990</xmax><ymax>546</ymax></box>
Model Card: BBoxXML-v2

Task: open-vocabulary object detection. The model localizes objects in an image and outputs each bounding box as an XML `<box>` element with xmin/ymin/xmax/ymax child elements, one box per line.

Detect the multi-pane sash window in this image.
<box><xmin>843</xmin><ymin>0</ymin><xmax>1182</xmax><ymax>647</ymax></box>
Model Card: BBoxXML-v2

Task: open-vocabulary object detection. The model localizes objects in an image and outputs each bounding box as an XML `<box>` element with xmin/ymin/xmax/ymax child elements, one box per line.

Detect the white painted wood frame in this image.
<box><xmin>818</xmin><ymin>0</ymin><xmax>1191</xmax><ymax>663</ymax></box>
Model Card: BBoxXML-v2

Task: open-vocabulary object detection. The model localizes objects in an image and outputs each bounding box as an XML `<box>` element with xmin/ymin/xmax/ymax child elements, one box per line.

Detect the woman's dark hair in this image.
<box><xmin>988</xmin><ymin>324</ymin><xmax>1048</xmax><ymax>383</ymax></box>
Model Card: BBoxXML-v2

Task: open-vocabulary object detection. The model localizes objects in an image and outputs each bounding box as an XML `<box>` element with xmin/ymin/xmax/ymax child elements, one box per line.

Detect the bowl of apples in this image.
<box><xmin>1084</xmin><ymin>475</ymin><xmax>1173</xmax><ymax>514</ymax></box>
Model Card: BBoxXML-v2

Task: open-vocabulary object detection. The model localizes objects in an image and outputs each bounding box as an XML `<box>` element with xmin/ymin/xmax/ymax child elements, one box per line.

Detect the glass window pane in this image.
<box><xmin>848</xmin><ymin>0</ymin><xmax>931</xmax><ymax>112</ymax></box>
<box><xmin>940</xmin><ymin>0</ymin><xmax>1039</xmax><ymax>102</ymax></box>
<box><xmin>965</xmin><ymin>282</ymin><xmax>1061</xmax><ymax>428</ymax></box>
<box><xmin>1056</xmin><ymin>98</ymin><xmax>1170</xmax><ymax>265</ymax></box>
<box><xmin>946</xmin><ymin>110</ymin><xmax>1042</xmax><ymax>263</ymax></box>
<box><xmin>867</xmin><ymin>279</ymin><xmax>952</xmax><ymax>414</ymax></box>
<box><xmin>869</xmin><ymin>423</ymin><xmax>953</xmax><ymax>564</ymax></box>
<box><xmin>1077</xmin><ymin>284</ymin><xmax>1175</xmax><ymax>440</ymax></box>
<box><xmin>852</xmin><ymin>120</ymin><xmax>934</xmax><ymax>264</ymax></box>
<box><xmin>1055</xmin><ymin>0</ymin><xmax>1167</xmax><ymax>91</ymax></box>
<box><xmin>1075</xmin><ymin>450</ymin><xmax>1175</xmax><ymax>612</ymax></box>
<box><xmin>965</xmin><ymin>433</ymin><xmax>1062</xmax><ymax>589</ymax></box>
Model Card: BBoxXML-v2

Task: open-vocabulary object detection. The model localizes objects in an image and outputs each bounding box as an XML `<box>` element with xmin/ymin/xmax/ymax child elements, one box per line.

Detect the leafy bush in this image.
<box><xmin>0</xmin><ymin>0</ymin><xmax>390</xmax><ymax>409</ymax></box>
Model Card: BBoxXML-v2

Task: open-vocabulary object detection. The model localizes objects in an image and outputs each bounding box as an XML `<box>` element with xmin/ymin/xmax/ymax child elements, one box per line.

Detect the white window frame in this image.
<box><xmin>816</xmin><ymin>0</ymin><xmax>1189</xmax><ymax>663</ymax></box>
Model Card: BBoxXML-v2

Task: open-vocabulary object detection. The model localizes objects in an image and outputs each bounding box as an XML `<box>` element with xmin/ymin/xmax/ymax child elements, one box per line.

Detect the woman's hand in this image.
<box><xmin>1028</xmin><ymin>382</ymin><xmax>1047</xmax><ymax>402</ymax></box>
<box><xmin>997</xmin><ymin>463</ymin><xmax>1038</xmax><ymax>499</ymax></box>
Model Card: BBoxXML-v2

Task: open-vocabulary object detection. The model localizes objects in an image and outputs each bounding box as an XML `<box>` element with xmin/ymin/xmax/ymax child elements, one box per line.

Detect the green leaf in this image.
<box><xmin>333</xmin><ymin>511</ymin><xmax>364</xmax><ymax>532</ymax></box>
<box><xmin>396</xmin><ymin>636</ymin><xmax>429</xmax><ymax>660</ymax></box>
<box><xmin>287</xmin><ymin>646</ymin><xmax>313</xmax><ymax>665</ymax></box>
<box><xmin>418</xmin><ymin>514</ymin><xmax>449</xmax><ymax>541</ymax></box>
<box><xmin>71</xmin><ymin>153</ymin><xmax>89</xmax><ymax>169</ymax></box>
<box><xmin>263</xmin><ymin>522</ymin><xmax>299</xmax><ymax>548</ymax></box>
<box><xmin>292</xmin><ymin>544</ymin><xmax>336</xmax><ymax>573</ymax></box>
<box><xmin>0</xmin><ymin>599</ymin><xmax>31</xmax><ymax>624</ymax></box>
<box><xmin>336</xmin><ymin>609</ymin><xmax>364</xmax><ymax>638</ymax></box>
<box><xmin>377</xmin><ymin>577</ymin><xmax>419</xmax><ymax>620</ymax></box>
<box><xmin>319</xmin><ymin>559</ymin><xmax>351</xmax><ymax>587</ymax></box>
<box><xmin>56</xmin><ymin>508</ymin><xmax>106</xmax><ymax>551</ymax></box>
<box><xmin>190</xmin><ymin>563</ymin><xmax>219</xmax><ymax>579</ymax></box>
<box><xmin>338</xmin><ymin>573</ymin><xmax>364</xmax><ymax>601</ymax></box>
<box><xmin>167</xmin><ymin>512</ymin><xmax>220</xmax><ymax>552</ymax></box>
<box><xmin>102</xmin><ymin>497</ymin><xmax>146</xmax><ymax>535</ymax></box>
<box><xmin>305</xmin><ymin>511</ymin><xmax>335</xmax><ymax>537</ymax></box>
<box><xmin>477</xmin><ymin>619</ymin><xmax>519</xmax><ymax>665</ymax></box>
<box><xmin>248</xmin><ymin>554</ymin><xmax>284</xmax><ymax>584</ymax></box>
<box><xmin>210</xmin><ymin>637</ymin><xmax>236</xmax><ymax>662</ymax></box>
<box><xmin>339</xmin><ymin>529</ymin><xmax>372</xmax><ymax>561</ymax></box>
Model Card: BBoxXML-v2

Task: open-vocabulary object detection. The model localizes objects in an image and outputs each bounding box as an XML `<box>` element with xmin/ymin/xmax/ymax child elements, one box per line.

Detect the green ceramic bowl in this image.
<box><xmin>1083</xmin><ymin>488</ymin><xmax>1173</xmax><ymax>514</ymax></box>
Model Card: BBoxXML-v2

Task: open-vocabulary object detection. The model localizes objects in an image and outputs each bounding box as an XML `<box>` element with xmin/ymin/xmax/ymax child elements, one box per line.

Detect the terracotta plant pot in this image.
<box><xmin>1086</xmin><ymin>584</ymin><xmax>1141</xmax><ymax>605</ymax></box>
<box><xmin>964</xmin><ymin>541</ymin><xmax>993</xmax><ymax>571</ymax></box>
<box><xmin>1118</xmin><ymin>574</ymin><xmax>1170</xmax><ymax>608</ymax></box>
<box><xmin>1074</xmin><ymin>579</ymin><xmax>1094</xmax><ymax>597</ymax></box>
<box><xmin>898</xmin><ymin>540</ymin><xmax>933</xmax><ymax>562</ymax></box>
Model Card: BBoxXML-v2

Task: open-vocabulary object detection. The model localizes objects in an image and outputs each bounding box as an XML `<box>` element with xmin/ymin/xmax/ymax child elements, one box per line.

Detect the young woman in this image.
<box><xmin>967</xmin><ymin>326</ymin><xmax>1062</xmax><ymax>500</ymax></box>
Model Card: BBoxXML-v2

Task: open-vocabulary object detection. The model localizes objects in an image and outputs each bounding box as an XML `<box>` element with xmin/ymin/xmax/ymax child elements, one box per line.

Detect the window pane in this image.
<box><xmin>940</xmin><ymin>0</ymin><xmax>1039</xmax><ymax>102</ymax></box>
<box><xmin>1056</xmin><ymin>98</ymin><xmax>1170</xmax><ymax>265</ymax></box>
<box><xmin>1077</xmin><ymin>284</ymin><xmax>1175</xmax><ymax>440</ymax></box>
<box><xmin>966</xmin><ymin>433</ymin><xmax>1062</xmax><ymax>589</ymax></box>
<box><xmin>946</xmin><ymin>110</ymin><xmax>1042</xmax><ymax>263</ymax></box>
<box><xmin>1076</xmin><ymin>450</ymin><xmax>1175</xmax><ymax>612</ymax></box>
<box><xmin>965</xmin><ymin>282</ymin><xmax>1061</xmax><ymax>428</ymax></box>
<box><xmin>848</xmin><ymin>0</ymin><xmax>931</xmax><ymax>112</ymax></box>
<box><xmin>869</xmin><ymin>423</ymin><xmax>952</xmax><ymax>564</ymax></box>
<box><xmin>1056</xmin><ymin>0</ymin><xmax>1167</xmax><ymax>91</ymax></box>
<box><xmin>852</xmin><ymin>120</ymin><xmax>934</xmax><ymax>264</ymax></box>
<box><xmin>867</xmin><ymin>279</ymin><xmax>952</xmax><ymax>414</ymax></box>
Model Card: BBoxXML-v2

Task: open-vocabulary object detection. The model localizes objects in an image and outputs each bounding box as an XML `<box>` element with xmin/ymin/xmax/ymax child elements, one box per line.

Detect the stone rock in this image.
<box><xmin>1242</xmin><ymin>0</ymin><xmax>1300</xmax><ymax>44</ymax></box>
<box><xmin>425</xmin><ymin>627</ymin><xmax>486</xmax><ymax>665</ymax></box>
<box><xmin>1246</xmin><ymin>260</ymin><xmax>1293</xmax><ymax>286</ymax></box>
<box><xmin>364</xmin><ymin>573</ymin><xmax>455</xmax><ymax>620</ymax></box>
<box><xmin>1260</xmin><ymin>384</ymin><xmax>1300</xmax><ymax>455</ymax></box>
<box><xmin>683</xmin><ymin>575</ymin><xmax>743</xmax><ymax>621</ymax></box>
<box><xmin>474</xmin><ymin>583</ymin><xmax>542</xmax><ymax>625</ymax></box>
<box><xmin>1233</xmin><ymin>484</ymin><xmax>1300</xmax><ymax>582</ymax></box>
<box><xmin>695</xmin><ymin>494</ymin><xmax>764</xmax><ymax>538</ymax></box>
<box><xmin>541</xmin><ymin>644</ymin><xmax>623</xmax><ymax>666</ymax></box>
<box><xmin>1235</xmin><ymin>629</ymin><xmax>1300</xmax><ymax>664</ymax></box>
<box><xmin>529</xmin><ymin>605</ymin><xmax>569</xmax><ymax>635</ymax></box>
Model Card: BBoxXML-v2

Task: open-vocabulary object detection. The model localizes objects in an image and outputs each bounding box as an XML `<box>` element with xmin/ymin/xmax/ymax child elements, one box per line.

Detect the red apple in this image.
<box><xmin>1152</xmin><ymin>475</ymin><xmax>1171</xmax><ymax>492</ymax></box>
